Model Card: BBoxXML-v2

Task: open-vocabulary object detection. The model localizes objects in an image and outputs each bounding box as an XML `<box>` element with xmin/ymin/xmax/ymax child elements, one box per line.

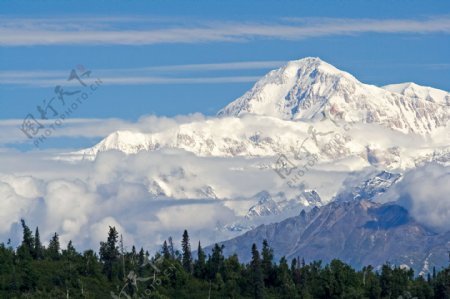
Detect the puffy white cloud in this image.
<box><xmin>378</xmin><ymin>163</ymin><xmax>450</xmax><ymax>232</ymax></box>
<box><xmin>1</xmin><ymin>124</ymin><xmax>447</xmax><ymax>255</ymax></box>
<box><xmin>89</xmin><ymin>217</ymin><xmax>131</xmax><ymax>250</ymax></box>
<box><xmin>0</xmin><ymin>182</ymin><xmax>37</xmax><ymax>234</ymax></box>
<box><xmin>0</xmin><ymin>148</ymin><xmax>274</xmax><ymax>253</ymax></box>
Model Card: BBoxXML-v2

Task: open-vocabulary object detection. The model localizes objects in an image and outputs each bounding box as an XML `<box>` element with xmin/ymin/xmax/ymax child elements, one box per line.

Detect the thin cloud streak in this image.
<box><xmin>0</xmin><ymin>60</ymin><xmax>284</xmax><ymax>80</ymax></box>
<box><xmin>0</xmin><ymin>76</ymin><xmax>261</xmax><ymax>87</ymax></box>
<box><xmin>1</xmin><ymin>16</ymin><xmax>450</xmax><ymax>46</ymax></box>
<box><xmin>136</xmin><ymin>60</ymin><xmax>286</xmax><ymax>72</ymax></box>
<box><xmin>0</xmin><ymin>60</ymin><xmax>282</xmax><ymax>87</ymax></box>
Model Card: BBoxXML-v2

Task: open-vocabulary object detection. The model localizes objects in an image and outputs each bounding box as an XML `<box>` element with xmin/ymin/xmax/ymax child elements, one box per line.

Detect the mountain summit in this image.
<box><xmin>69</xmin><ymin>57</ymin><xmax>450</xmax><ymax>168</ymax></box>
<box><xmin>218</xmin><ymin>57</ymin><xmax>448</xmax><ymax>134</ymax></box>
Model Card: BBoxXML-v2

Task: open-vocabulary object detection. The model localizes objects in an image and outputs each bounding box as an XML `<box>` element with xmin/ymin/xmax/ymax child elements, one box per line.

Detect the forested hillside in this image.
<box><xmin>0</xmin><ymin>220</ymin><xmax>449</xmax><ymax>298</ymax></box>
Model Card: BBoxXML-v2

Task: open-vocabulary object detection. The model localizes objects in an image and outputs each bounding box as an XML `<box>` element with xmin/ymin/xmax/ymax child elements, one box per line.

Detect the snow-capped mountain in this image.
<box><xmin>70</xmin><ymin>57</ymin><xmax>449</xmax><ymax>163</ymax></box>
<box><xmin>383</xmin><ymin>82</ymin><xmax>450</xmax><ymax>107</ymax></box>
<box><xmin>245</xmin><ymin>191</ymin><xmax>281</xmax><ymax>218</ymax></box>
<box><xmin>246</xmin><ymin>190</ymin><xmax>321</xmax><ymax>219</ymax></box>
<box><xmin>62</xmin><ymin>57</ymin><xmax>450</xmax><ymax>233</ymax></box>
<box><xmin>216</xmin><ymin>189</ymin><xmax>323</xmax><ymax>235</ymax></box>
<box><xmin>218</xmin><ymin>57</ymin><xmax>448</xmax><ymax>134</ymax></box>
<box><xmin>333</xmin><ymin>171</ymin><xmax>402</xmax><ymax>202</ymax></box>
<box><xmin>68</xmin><ymin>114</ymin><xmax>449</xmax><ymax>178</ymax></box>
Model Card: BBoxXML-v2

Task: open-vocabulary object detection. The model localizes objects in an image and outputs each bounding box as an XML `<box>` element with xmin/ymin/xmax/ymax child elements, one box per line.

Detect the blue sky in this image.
<box><xmin>1</xmin><ymin>0</ymin><xmax>450</xmax><ymax>150</ymax></box>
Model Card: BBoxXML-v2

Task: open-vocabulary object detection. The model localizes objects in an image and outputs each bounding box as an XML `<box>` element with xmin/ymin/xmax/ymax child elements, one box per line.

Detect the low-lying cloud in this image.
<box><xmin>0</xmin><ymin>148</ymin><xmax>277</xmax><ymax>253</ymax></box>
<box><xmin>378</xmin><ymin>163</ymin><xmax>450</xmax><ymax>232</ymax></box>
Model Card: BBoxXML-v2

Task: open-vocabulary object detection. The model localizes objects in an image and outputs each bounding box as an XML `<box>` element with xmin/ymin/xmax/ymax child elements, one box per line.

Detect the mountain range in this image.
<box><xmin>208</xmin><ymin>200</ymin><xmax>450</xmax><ymax>275</ymax></box>
<box><xmin>218</xmin><ymin>57</ymin><xmax>448</xmax><ymax>134</ymax></box>
<box><xmin>62</xmin><ymin>57</ymin><xmax>449</xmax><ymax>272</ymax></box>
<box><xmin>70</xmin><ymin>57</ymin><xmax>449</xmax><ymax>161</ymax></box>
<box><xmin>62</xmin><ymin>59</ymin><xmax>449</xmax><ymax>211</ymax></box>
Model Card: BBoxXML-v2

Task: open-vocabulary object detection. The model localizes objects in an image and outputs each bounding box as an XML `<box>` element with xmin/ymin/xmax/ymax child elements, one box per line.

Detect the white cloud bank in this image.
<box><xmin>0</xmin><ymin>149</ymin><xmax>274</xmax><ymax>253</ymax></box>
<box><xmin>2</xmin><ymin>148</ymin><xmax>448</xmax><ymax>254</ymax></box>
<box><xmin>378</xmin><ymin>163</ymin><xmax>450</xmax><ymax>232</ymax></box>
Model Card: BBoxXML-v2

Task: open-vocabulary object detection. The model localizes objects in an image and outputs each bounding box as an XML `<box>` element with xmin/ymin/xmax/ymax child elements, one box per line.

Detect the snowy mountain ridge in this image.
<box><xmin>69</xmin><ymin>58</ymin><xmax>449</xmax><ymax>167</ymax></box>
<box><xmin>218</xmin><ymin>57</ymin><xmax>448</xmax><ymax>134</ymax></box>
<box><xmin>53</xmin><ymin>57</ymin><xmax>450</xmax><ymax>248</ymax></box>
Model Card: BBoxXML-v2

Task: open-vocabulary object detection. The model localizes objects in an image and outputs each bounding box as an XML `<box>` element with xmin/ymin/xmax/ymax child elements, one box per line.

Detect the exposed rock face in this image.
<box><xmin>209</xmin><ymin>200</ymin><xmax>450</xmax><ymax>274</ymax></box>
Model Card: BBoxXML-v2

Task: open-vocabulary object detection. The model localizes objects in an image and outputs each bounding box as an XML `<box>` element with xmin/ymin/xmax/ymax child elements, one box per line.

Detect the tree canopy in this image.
<box><xmin>0</xmin><ymin>220</ymin><xmax>449</xmax><ymax>298</ymax></box>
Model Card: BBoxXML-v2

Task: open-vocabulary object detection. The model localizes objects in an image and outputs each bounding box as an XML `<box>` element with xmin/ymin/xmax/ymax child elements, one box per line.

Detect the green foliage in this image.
<box><xmin>1</xmin><ymin>224</ymin><xmax>450</xmax><ymax>298</ymax></box>
<box><xmin>194</xmin><ymin>241</ymin><xmax>206</xmax><ymax>279</ymax></box>
<box><xmin>250</xmin><ymin>243</ymin><xmax>264</xmax><ymax>299</ymax></box>
<box><xmin>46</xmin><ymin>233</ymin><xmax>60</xmax><ymax>261</ymax></box>
<box><xmin>181</xmin><ymin>230</ymin><xmax>193</xmax><ymax>274</ymax></box>
<box><xmin>208</xmin><ymin>243</ymin><xmax>225</xmax><ymax>279</ymax></box>
<box><xmin>99</xmin><ymin>226</ymin><xmax>120</xmax><ymax>281</ymax></box>
<box><xmin>33</xmin><ymin>227</ymin><xmax>43</xmax><ymax>260</ymax></box>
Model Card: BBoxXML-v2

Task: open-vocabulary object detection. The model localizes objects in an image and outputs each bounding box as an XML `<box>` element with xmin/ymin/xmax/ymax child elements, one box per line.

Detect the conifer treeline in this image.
<box><xmin>0</xmin><ymin>221</ymin><xmax>449</xmax><ymax>298</ymax></box>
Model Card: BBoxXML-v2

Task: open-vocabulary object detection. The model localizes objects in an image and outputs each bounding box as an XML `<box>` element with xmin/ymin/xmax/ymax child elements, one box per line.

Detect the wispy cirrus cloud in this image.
<box><xmin>0</xmin><ymin>60</ymin><xmax>282</xmax><ymax>87</ymax></box>
<box><xmin>1</xmin><ymin>16</ymin><xmax>450</xmax><ymax>46</ymax></box>
<box><xmin>0</xmin><ymin>76</ymin><xmax>262</xmax><ymax>87</ymax></box>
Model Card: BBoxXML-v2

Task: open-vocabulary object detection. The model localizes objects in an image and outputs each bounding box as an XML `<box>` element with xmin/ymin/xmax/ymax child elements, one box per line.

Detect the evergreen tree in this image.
<box><xmin>99</xmin><ymin>226</ymin><xmax>119</xmax><ymax>281</ymax></box>
<box><xmin>2</xmin><ymin>226</ymin><xmax>450</xmax><ymax>298</ymax></box>
<box><xmin>250</xmin><ymin>243</ymin><xmax>264</xmax><ymax>299</ymax></box>
<box><xmin>33</xmin><ymin>227</ymin><xmax>43</xmax><ymax>260</ymax></box>
<box><xmin>261</xmin><ymin>239</ymin><xmax>274</xmax><ymax>286</ymax></box>
<box><xmin>138</xmin><ymin>247</ymin><xmax>145</xmax><ymax>276</ymax></box>
<box><xmin>62</xmin><ymin>240</ymin><xmax>78</xmax><ymax>262</ymax></box>
<box><xmin>181</xmin><ymin>230</ymin><xmax>193</xmax><ymax>273</ymax></box>
<box><xmin>47</xmin><ymin>232</ymin><xmax>60</xmax><ymax>260</ymax></box>
<box><xmin>194</xmin><ymin>241</ymin><xmax>206</xmax><ymax>279</ymax></box>
<box><xmin>223</xmin><ymin>254</ymin><xmax>241</xmax><ymax>294</ymax></box>
<box><xmin>276</xmin><ymin>257</ymin><xmax>296</xmax><ymax>298</ymax></box>
<box><xmin>290</xmin><ymin>257</ymin><xmax>297</xmax><ymax>272</ymax></box>
<box><xmin>18</xmin><ymin>219</ymin><xmax>34</xmax><ymax>259</ymax></box>
<box><xmin>162</xmin><ymin>240</ymin><xmax>171</xmax><ymax>259</ymax></box>
<box><xmin>209</xmin><ymin>243</ymin><xmax>225</xmax><ymax>279</ymax></box>
<box><xmin>16</xmin><ymin>220</ymin><xmax>37</xmax><ymax>291</ymax></box>
<box><xmin>168</xmin><ymin>236</ymin><xmax>175</xmax><ymax>259</ymax></box>
<box><xmin>362</xmin><ymin>265</ymin><xmax>381</xmax><ymax>299</ymax></box>
<box><xmin>434</xmin><ymin>267</ymin><xmax>450</xmax><ymax>299</ymax></box>
<box><xmin>130</xmin><ymin>245</ymin><xmax>137</xmax><ymax>270</ymax></box>
<box><xmin>81</xmin><ymin>249</ymin><xmax>99</xmax><ymax>276</ymax></box>
<box><xmin>62</xmin><ymin>240</ymin><xmax>78</xmax><ymax>290</ymax></box>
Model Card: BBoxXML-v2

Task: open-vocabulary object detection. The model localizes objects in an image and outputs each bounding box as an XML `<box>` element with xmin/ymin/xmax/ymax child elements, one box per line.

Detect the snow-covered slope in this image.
<box><xmin>333</xmin><ymin>171</ymin><xmax>402</xmax><ymax>203</ymax></box>
<box><xmin>245</xmin><ymin>190</ymin><xmax>321</xmax><ymax>219</ymax></box>
<box><xmin>51</xmin><ymin>57</ymin><xmax>450</xmax><ymax>248</ymax></box>
<box><xmin>218</xmin><ymin>57</ymin><xmax>448</xmax><ymax>134</ymax></box>
<box><xmin>63</xmin><ymin>57</ymin><xmax>450</xmax><ymax>210</ymax></box>
<box><xmin>383</xmin><ymin>82</ymin><xmax>450</xmax><ymax>107</ymax></box>
<box><xmin>70</xmin><ymin>57</ymin><xmax>450</xmax><ymax>163</ymax></box>
<box><xmin>69</xmin><ymin>115</ymin><xmax>449</xmax><ymax>175</ymax></box>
